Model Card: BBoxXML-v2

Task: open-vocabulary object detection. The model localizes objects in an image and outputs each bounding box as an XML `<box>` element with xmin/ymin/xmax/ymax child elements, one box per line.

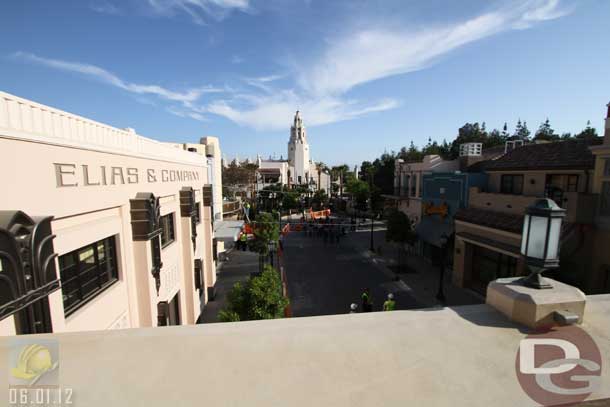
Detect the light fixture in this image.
<box><xmin>520</xmin><ymin>198</ymin><xmax>566</xmax><ymax>289</ymax></box>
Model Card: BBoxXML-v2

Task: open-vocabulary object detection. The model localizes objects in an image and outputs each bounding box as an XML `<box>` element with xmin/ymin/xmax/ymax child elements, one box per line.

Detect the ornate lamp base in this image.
<box><xmin>521</xmin><ymin>267</ymin><xmax>553</xmax><ymax>289</ymax></box>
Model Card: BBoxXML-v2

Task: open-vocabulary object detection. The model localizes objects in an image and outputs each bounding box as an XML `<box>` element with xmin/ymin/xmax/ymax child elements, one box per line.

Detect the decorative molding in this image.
<box><xmin>129</xmin><ymin>193</ymin><xmax>162</xmax><ymax>241</ymax></box>
<box><xmin>180</xmin><ymin>187</ymin><xmax>197</xmax><ymax>250</ymax></box>
<box><xmin>202</xmin><ymin>185</ymin><xmax>213</xmax><ymax>207</ymax></box>
<box><xmin>129</xmin><ymin>193</ymin><xmax>163</xmax><ymax>294</ymax></box>
<box><xmin>0</xmin><ymin>211</ymin><xmax>59</xmax><ymax>322</ymax></box>
<box><xmin>0</xmin><ymin>91</ymin><xmax>204</xmax><ymax>166</ymax></box>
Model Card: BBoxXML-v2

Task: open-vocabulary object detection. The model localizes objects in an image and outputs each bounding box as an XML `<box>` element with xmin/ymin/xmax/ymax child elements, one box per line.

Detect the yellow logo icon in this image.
<box><xmin>10</xmin><ymin>344</ymin><xmax>59</xmax><ymax>385</ymax></box>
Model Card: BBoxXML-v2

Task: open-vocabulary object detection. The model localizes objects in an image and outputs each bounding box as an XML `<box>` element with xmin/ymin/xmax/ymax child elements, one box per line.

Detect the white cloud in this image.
<box><xmin>90</xmin><ymin>2</ymin><xmax>121</xmax><ymax>15</ymax></box>
<box><xmin>205</xmin><ymin>90</ymin><xmax>399</xmax><ymax>130</ymax></box>
<box><xmin>12</xmin><ymin>52</ymin><xmax>224</xmax><ymax>104</ymax></box>
<box><xmin>299</xmin><ymin>0</ymin><xmax>572</xmax><ymax>96</ymax></box>
<box><xmin>11</xmin><ymin>0</ymin><xmax>573</xmax><ymax>131</ymax></box>
<box><xmin>145</xmin><ymin>0</ymin><xmax>250</xmax><ymax>24</ymax></box>
<box><xmin>231</xmin><ymin>55</ymin><xmax>244</xmax><ymax>64</ymax></box>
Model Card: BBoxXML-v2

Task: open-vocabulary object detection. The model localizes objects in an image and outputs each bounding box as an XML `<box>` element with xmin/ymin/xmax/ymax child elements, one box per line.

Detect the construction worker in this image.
<box><xmin>383</xmin><ymin>293</ymin><xmax>396</xmax><ymax>311</ymax></box>
<box><xmin>349</xmin><ymin>303</ymin><xmax>358</xmax><ymax>314</ymax></box>
<box><xmin>361</xmin><ymin>288</ymin><xmax>372</xmax><ymax>312</ymax></box>
<box><xmin>239</xmin><ymin>231</ymin><xmax>248</xmax><ymax>251</ymax></box>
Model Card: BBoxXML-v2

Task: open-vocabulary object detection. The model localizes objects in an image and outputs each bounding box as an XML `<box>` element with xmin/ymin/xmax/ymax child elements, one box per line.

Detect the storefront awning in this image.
<box><xmin>415</xmin><ymin>217</ymin><xmax>453</xmax><ymax>247</ymax></box>
<box><xmin>213</xmin><ymin>220</ymin><xmax>244</xmax><ymax>242</ymax></box>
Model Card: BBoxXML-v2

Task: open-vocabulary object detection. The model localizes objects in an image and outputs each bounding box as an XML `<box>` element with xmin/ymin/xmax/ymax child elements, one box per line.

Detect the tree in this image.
<box><xmin>398</xmin><ymin>141</ymin><xmax>423</xmax><ymax>162</ymax></box>
<box><xmin>345</xmin><ymin>178</ymin><xmax>369</xmax><ymax>212</ymax></box>
<box><xmin>331</xmin><ymin>164</ymin><xmax>350</xmax><ymax>197</ymax></box>
<box><xmin>250</xmin><ymin>212</ymin><xmax>279</xmax><ymax>258</ymax></box>
<box><xmin>385</xmin><ymin>209</ymin><xmax>416</xmax><ymax>272</ymax></box>
<box><xmin>312</xmin><ymin>189</ymin><xmax>328</xmax><ymax>210</ymax></box>
<box><xmin>534</xmin><ymin>118</ymin><xmax>558</xmax><ymax>141</ymax></box>
<box><xmin>575</xmin><ymin>121</ymin><xmax>599</xmax><ymax>141</ymax></box>
<box><xmin>218</xmin><ymin>265</ymin><xmax>289</xmax><ymax>322</ymax></box>
<box><xmin>501</xmin><ymin>122</ymin><xmax>510</xmax><ymax>140</ymax></box>
<box><xmin>513</xmin><ymin>119</ymin><xmax>531</xmax><ymax>140</ymax></box>
<box><xmin>448</xmin><ymin>122</ymin><xmax>488</xmax><ymax>159</ymax></box>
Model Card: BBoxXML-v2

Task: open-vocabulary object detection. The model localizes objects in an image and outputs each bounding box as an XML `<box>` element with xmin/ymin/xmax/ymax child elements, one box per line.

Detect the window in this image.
<box><xmin>410</xmin><ymin>174</ymin><xmax>417</xmax><ymax>197</ymax></box>
<box><xmin>567</xmin><ymin>175</ymin><xmax>579</xmax><ymax>192</ymax></box>
<box><xmin>500</xmin><ymin>174</ymin><xmax>524</xmax><ymax>195</ymax></box>
<box><xmin>604</xmin><ymin>159</ymin><xmax>610</xmax><ymax>177</ymax></box>
<box><xmin>160</xmin><ymin>213</ymin><xmax>175</xmax><ymax>248</ymax></box>
<box><xmin>58</xmin><ymin>236</ymin><xmax>118</xmax><ymax>316</ymax></box>
<box><xmin>195</xmin><ymin>202</ymin><xmax>201</xmax><ymax>224</ymax></box>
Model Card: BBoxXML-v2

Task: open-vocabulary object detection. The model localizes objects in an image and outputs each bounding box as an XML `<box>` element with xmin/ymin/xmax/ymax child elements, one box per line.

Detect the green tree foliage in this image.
<box><xmin>281</xmin><ymin>191</ymin><xmax>299</xmax><ymax>210</ymax></box>
<box><xmin>448</xmin><ymin>122</ymin><xmax>500</xmax><ymax>159</ymax></box>
<box><xmin>534</xmin><ymin>118</ymin><xmax>559</xmax><ymax>141</ymax></box>
<box><xmin>312</xmin><ymin>189</ymin><xmax>328</xmax><ymax>209</ymax></box>
<box><xmin>513</xmin><ymin>119</ymin><xmax>531</xmax><ymax>140</ymax></box>
<box><xmin>575</xmin><ymin>121</ymin><xmax>599</xmax><ymax>141</ymax></box>
<box><xmin>222</xmin><ymin>162</ymin><xmax>258</xmax><ymax>187</ymax></box>
<box><xmin>385</xmin><ymin>209</ymin><xmax>416</xmax><ymax>245</ymax></box>
<box><xmin>250</xmin><ymin>212</ymin><xmax>279</xmax><ymax>256</ymax></box>
<box><xmin>218</xmin><ymin>265</ymin><xmax>289</xmax><ymax>322</ymax></box>
<box><xmin>345</xmin><ymin>178</ymin><xmax>370</xmax><ymax>212</ymax></box>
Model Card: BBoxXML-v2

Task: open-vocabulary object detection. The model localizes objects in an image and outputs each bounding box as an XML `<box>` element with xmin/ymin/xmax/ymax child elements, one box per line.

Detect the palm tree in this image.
<box><xmin>315</xmin><ymin>161</ymin><xmax>327</xmax><ymax>192</ymax></box>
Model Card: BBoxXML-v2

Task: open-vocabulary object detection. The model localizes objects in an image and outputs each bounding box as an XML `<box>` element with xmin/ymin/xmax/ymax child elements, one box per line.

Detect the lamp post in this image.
<box><xmin>368</xmin><ymin>171</ymin><xmax>375</xmax><ymax>252</ymax></box>
<box><xmin>436</xmin><ymin>233</ymin><xmax>449</xmax><ymax>303</ymax></box>
<box><xmin>520</xmin><ymin>198</ymin><xmax>566</xmax><ymax>289</ymax></box>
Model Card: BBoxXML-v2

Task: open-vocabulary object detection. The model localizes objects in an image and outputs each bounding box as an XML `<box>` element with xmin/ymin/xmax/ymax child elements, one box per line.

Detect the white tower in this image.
<box><xmin>288</xmin><ymin>110</ymin><xmax>310</xmax><ymax>185</ymax></box>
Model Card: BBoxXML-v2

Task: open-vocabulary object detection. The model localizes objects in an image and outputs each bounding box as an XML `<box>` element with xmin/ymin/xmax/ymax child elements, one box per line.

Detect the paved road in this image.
<box><xmin>283</xmin><ymin>227</ymin><xmax>422</xmax><ymax>317</ymax></box>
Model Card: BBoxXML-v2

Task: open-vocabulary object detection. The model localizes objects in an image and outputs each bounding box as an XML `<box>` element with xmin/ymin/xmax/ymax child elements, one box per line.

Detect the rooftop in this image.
<box><xmin>483</xmin><ymin>139</ymin><xmax>599</xmax><ymax>172</ymax></box>
<box><xmin>2</xmin><ymin>296</ymin><xmax>609</xmax><ymax>406</ymax></box>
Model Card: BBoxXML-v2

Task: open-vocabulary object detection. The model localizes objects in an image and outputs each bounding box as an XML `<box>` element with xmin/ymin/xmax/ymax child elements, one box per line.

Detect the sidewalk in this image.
<box><xmin>199</xmin><ymin>248</ymin><xmax>260</xmax><ymax>323</ymax></box>
<box><xmin>345</xmin><ymin>228</ymin><xmax>484</xmax><ymax>308</ymax></box>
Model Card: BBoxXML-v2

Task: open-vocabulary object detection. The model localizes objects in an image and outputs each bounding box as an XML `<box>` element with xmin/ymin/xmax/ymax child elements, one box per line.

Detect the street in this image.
<box><xmin>283</xmin><ymin>223</ymin><xmax>422</xmax><ymax>317</ymax></box>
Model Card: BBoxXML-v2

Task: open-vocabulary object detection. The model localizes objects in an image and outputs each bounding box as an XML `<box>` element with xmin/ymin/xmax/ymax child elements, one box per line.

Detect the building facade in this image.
<box><xmin>389</xmin><ymin>155</ymin><xmax>459</xmax><ymax>225</ymax></box>
<box><xmin>256</xmin><ymin>111</ymin><xmax>331</xmax><ymax>193</ymax></box>
<box><xmin>588</xmin><ymin>102</ymin><xmax>610</xmax><ymax>292</ymax></box>
<box><xmin>0</xmin><ymin>91</ymin><xmax>217</xmax><ymax>336</ymax></box>
<box><xmin>453</xmin><ymin>139</ymin><xmax>600</xmax><ymax>295</ymax></box>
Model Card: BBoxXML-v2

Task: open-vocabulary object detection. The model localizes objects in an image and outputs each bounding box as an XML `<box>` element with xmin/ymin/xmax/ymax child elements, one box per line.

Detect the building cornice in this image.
<box><xmin>0</xmin><ymin>90</ymin><xmax>205</xmax><ymax>167</ymax></box>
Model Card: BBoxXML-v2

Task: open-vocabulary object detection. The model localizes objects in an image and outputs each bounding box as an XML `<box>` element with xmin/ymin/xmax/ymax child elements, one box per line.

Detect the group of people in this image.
<box><xmin>302</xmin><ymin>216</ymin><xmax>346</xmax><ymax>246</ymax></box>
<box><xmin>350</xmin><ymin>288</ymin><xmax>396</xmax><ymax>313</ymax></box>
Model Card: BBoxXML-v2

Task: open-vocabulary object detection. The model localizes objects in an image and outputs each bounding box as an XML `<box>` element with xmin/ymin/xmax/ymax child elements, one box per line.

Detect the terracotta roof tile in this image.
<box><xmin>484</xmin><ymin>140</ymin><xmax>599</xmax><ymax>171</ymax></box>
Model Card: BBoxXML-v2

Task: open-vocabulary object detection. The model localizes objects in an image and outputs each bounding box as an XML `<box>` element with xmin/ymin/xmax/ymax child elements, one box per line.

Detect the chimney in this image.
<box><xmin>605</xmin><ymin>102</ymin><xmax>610</xmax><ymax>145</ymax></box>
<box><xmin>458</xmin><ymin>142</ymin><xmax>483</xmax><ymax>171</ymax></box>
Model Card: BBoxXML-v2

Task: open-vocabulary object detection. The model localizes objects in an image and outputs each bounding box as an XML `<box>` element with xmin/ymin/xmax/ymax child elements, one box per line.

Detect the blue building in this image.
<box><xmin>417</xmin><ymin>171</ymin><xmax>488</xmax><ymax>261</ymax></box>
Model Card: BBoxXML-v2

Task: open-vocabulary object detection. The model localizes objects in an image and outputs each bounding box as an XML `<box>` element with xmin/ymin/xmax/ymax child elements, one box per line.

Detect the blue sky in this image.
<box><xmin>1</xmin><ymin>0</ymin><xmax>609</xmax><ymax>166</ymax></box>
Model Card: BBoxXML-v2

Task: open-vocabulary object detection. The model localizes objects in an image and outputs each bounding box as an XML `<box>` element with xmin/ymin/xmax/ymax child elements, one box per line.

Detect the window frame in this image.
<box><xmin>500</xmin><ymin>174</ymin><xmax>524</xmax><ymax>195</ymax></box>
<box><xmin>160</xmin><ymin>213</ymin><xmax>176</xmax><ymax>248</ymax></box>
<box><xmin>57</xmin><ymin>236</ymin><xmax>119</xmax><ymax>317</ymax></box>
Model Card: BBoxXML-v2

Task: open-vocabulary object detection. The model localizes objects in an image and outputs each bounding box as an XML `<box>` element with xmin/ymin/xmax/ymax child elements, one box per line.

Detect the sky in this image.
<box><xmin>1</xmin><ymin>0</ymin><xmax>609</xmax><ymax>167</ymax></box>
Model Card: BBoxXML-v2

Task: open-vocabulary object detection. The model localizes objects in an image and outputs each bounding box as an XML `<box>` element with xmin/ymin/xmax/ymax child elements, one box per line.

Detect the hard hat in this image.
<box><xmin>350</xmin><ymin>303</ymin><xmax>357</xmax><ymax>310</ymax></box>
<box><xmin>388</xmin><ymin>293</ymin><xmax>394</xmax><ymax>300</ymax></box>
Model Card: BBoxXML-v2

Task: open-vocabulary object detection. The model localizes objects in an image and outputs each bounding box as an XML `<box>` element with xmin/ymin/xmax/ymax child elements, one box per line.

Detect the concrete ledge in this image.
<box><xmin>486</xmin><ymin>277</ymin><xmax>586</xmax><ymax>329</ymax></box>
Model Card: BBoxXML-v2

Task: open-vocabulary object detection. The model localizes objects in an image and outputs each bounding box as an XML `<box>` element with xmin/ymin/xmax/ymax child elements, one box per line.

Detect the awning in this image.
<box><xmin>415</xmin><ymin>217</ymin><xmax>453</xmax><ymax>247</ymax></box>
<box><xmin>213</xmin><ymin>220</ymin><xmax>244</xmax><ymax>242</ymax></box>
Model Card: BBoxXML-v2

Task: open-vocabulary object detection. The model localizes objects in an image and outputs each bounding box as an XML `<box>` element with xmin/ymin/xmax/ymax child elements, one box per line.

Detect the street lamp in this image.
<box><xmin>520</xmin><ymin>198</ymin><xmax>566</xmax><ymax>289</ymax></box>
<box><xmin>368</xmin><ymin>172</ymin><xmax>375</xmax><ymax>252</ymax></box>
<box><xmin>436</xmin><ymin>233</ymin><xmax>449</xmax><ymax>303</ymax></box>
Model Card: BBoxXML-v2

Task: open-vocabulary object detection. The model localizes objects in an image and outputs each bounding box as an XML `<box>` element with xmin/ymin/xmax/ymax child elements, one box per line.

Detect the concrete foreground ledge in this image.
<box><xmin>486</xmin><ymin>277</ymin><xmax>586</xmax><ymax>329</ymax></box>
